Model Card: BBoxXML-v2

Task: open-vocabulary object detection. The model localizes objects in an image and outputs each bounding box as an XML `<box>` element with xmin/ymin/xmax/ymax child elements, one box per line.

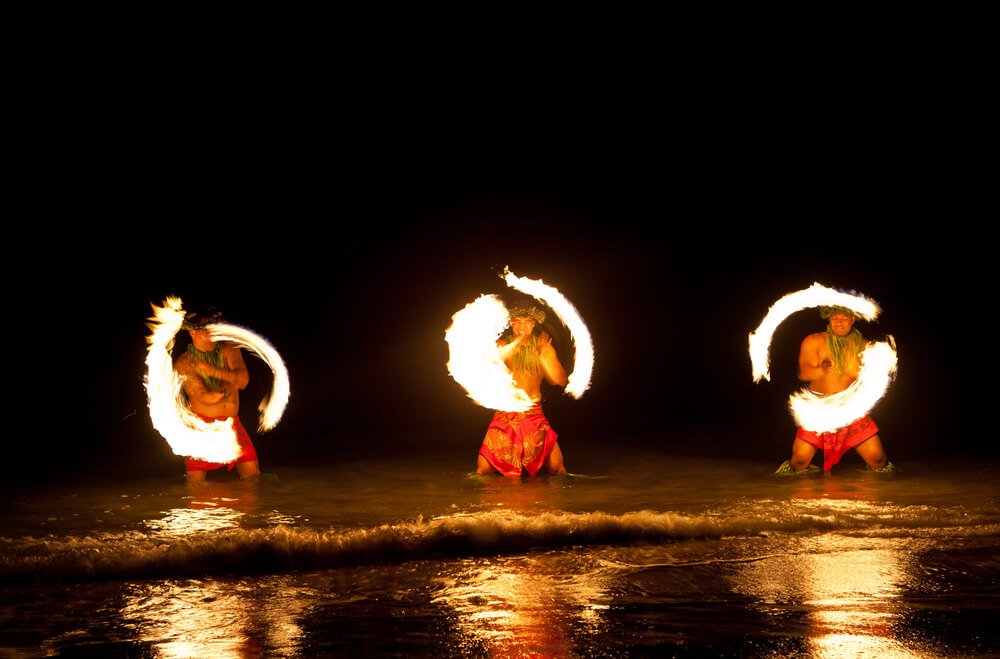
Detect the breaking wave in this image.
<box><xmin>3</xmin><ymin>503</ymin><xmax>997</xmax><ymax>584</ymax></box>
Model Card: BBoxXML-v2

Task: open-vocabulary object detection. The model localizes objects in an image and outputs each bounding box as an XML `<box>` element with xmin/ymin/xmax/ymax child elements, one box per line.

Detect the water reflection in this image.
<box><xmin>437</xmin><ymin>475</ymin><xmax>612</xmax><ymax>656</ymax></box>
<box><xmin>784</xmin><ymin>471</ymin><xmax>894</xmax><ymax>504</ymax></box>
<box><xmin>121</xmin><ymin>576</ymin><xmax>306</xmax><ymax>658</ymax></box>
<box><xmin>472</xmin><ymin>472</ymin><xmax>568</xmax><ymax>500</ymax></box>
<box><xmin>730</xmin><ymin>497</ymin><xmax>921</xmax><ymax>657</ymax></box>
<box><xmin>123</xmin><ymin>481</ymin><xmax>306</xmax><ymax>656</ymax></box>
<box><xmin>143</xmin><ymin>480</ymin><xmax>264</xmax><ymax>538</ymax></box>
<box><xmin>435</xmin><ymin>554</ymin><xmax>614</xmax><ymax>657</ymax></box>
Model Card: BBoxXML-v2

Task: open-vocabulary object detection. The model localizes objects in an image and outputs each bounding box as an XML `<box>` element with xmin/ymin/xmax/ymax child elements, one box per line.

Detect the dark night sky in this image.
<box><xmin>11</xmin><ymin>174</ymin><xmax>990</xmax><ymax>489</ymax></box>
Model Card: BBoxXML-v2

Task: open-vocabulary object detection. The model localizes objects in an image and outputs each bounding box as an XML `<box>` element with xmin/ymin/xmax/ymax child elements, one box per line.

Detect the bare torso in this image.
<box><xmin>798</xmin><ymin>331</ymin><xmax>861</xmax><ymax>395</ymax></box>
<box><xmin>788</xmin><ymin>326</ymin><xmax>890</xmax><ymax>471</ymax></box>
<box><xmin>510</xmin><ymin>365</ymin><xmax>545</xmax><ymax>402</ymax></box>
<box><xmin>479</xmin><ymin>318</ymin><xmax>571</xmax><ymax>476</ymax></box>
<box><xmin>499</xmin><ymin>331</ymin><xmax>568</xmax><ymax>402</ymax></box>
<box><xmin>175</xmin><ymin>343</ymin><xmax>244</xmax><ymax>418</ymax></box>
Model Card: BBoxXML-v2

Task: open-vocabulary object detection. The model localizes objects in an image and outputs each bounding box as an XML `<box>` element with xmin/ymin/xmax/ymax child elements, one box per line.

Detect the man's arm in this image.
<box><xmin>192</xmin><ymin>345</ymin><xmax>250</xmax><ymax>390</ymax></box>
<box><xmin>497</xmin><ymin>335</ymin><xmax>527</xmax><ymax>363</ymax></box>
<box><xmin>537</xmin><ymin>332</ymin><xmax>569</xmax><ymax>387</ymax></box>
<box><xmin>176</xmin><ymin>354</ymin><xmax>225</xmax><ymax>405</ymax></box>
<box><xmin>224</xmin><ymin>346</ymin><xmax>250</xmax><ymax>390</ymax></box>
<box><xmin>797</xmin><ymin>333</ymin><xmax>829</xmax><ymax>382</ymax></box>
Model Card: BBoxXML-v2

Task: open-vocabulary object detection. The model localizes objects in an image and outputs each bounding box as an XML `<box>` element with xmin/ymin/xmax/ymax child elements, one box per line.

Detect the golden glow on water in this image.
<box><xmin>435</xmin><ymin>554</ymin><xmax>614</xmax><ymax>656</ymax></box>
<box><xmin>144</xmin><ymin>504</ymin><xmax>245</xmax><ymax>536</ymax></box>
<box><xmin>121</xmin><ymin>577</ymin><xmax>305</xmax><ymax>658</ymax></box>
<box><xmin>432</xmin><ymin>471</ymin><xmax>616</xmax><ymax>655</ymax></box>
<box><xmin>730</xmin><ymin>498</ymin><xmax>931</xmax><ymax>658</ymax></box>
<box><xmin>121</xmin><ymin>483</ymin><xmax>307</xmax><ymax>657</ymax></box>
<box><xmin>144</xmin><ymin>482</ymin><xmax>261</xmax><ymax>537</ymax></box>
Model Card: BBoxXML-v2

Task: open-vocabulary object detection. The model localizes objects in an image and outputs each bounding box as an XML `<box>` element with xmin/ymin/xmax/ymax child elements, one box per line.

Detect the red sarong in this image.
<box><xmin>796</xmin><ymin>415</ymin><xmax>878</xmax><ymax>472</ymax></box>
<box><xmin>479</xmin><ymin>405</ymin><xmax>558</xmax><ymax>477</ymax></box>
<box><xmin>184</xmin><ymin>414</ymin><xmax>258</xmax><ymax>472</ymax></box>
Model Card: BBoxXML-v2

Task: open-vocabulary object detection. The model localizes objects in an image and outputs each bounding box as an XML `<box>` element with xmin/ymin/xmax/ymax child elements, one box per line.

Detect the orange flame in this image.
<box><xmin>748</xmin><ymin>283</ymin><xmax>896</xmax><ymax>432</ymax></box>
<box><xmin>445</xmin><ymin>295</ymin><xmax>534</xmax><ymax>411</ymax></box>
<box><xmin>144</xmin><ymin>297</ymin><xmax>289</xmax><ymax>462</ymax></box>
<box><xmin>445</xmin><ymin>268</ymin><xmax>594</xmax><ymax>410</ymax></box>
<box><xmin>749</xmin><ymin>282</ymin><xmax>881</xmax><ymax>383</ymax></box>
<box><xmin>502</xmin><ymin>267</ymin><xmax>593</xmax><ymax>399</ymax></box>
<box><xmin>789</xmin><ymin>338</ymin><xmax>898</xmax><ymax>433</ymax></box>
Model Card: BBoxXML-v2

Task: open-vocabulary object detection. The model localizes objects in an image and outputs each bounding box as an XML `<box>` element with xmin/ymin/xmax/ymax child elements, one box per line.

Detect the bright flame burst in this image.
<box><xmin>144</xmin><ymin>296</ymin><xmax>290</xmax><ymax>463</ymax></box>
<box><xmin>445</xmin><ymin>268</ymin><xmax>594</xmax><ymax>411</ymax></box>
<box><xmin>445</xmin><ymin>295</ymin><xmax>534</xmax><ymax>412</ymax></box>
<box><xmin>749</xmin><ymin>282</ymin><xmax>881</xmax><ymax>383</ymax></box>
<box><xmin>748</xmin><ymin>283</ymin><xmax>897</xmax><ymax>433</ymax></box>
<box><xmin>789</xmin><ymin>338</ymin><xmax>897</xmax><ymax>433</ymax></box>
<box><xmin>503</xmin><ymin>267</ymin><xmax>593</xmax><ymax>399</ymax></box>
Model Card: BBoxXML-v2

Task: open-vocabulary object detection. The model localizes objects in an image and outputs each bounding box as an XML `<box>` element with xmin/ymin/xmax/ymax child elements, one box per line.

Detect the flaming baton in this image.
<box><xmin>502</xmin><ymin>266</ymin><xmax>593</xmax><ymax>399</ymax></box>
<box><xmin>205</xmin><ymin>323</ymin><xmax>290</xmax><ymax>432</ymax></box>
<box><xmin>445</xmin><ymin>294</ymin><xmax>534</xmax><ymax>412</ymax></box>
<box><xmin>788</xmin><ymin>338</ymin><xmax>897</xmax><ymax>433</ymax></box>
<box><xmin>445</xmin><ymin>268</ymin><xmax>594</xmax><ymax>411</ymax></box>
<box><xmin>144</xmin><ymin>297</ymin><xmax>290</xmax><ymax>463</ymax></box>
<box><xmin>748</xmin><ymin>282</ymin><xmax>897</xmax><ymax>433</ymax></box>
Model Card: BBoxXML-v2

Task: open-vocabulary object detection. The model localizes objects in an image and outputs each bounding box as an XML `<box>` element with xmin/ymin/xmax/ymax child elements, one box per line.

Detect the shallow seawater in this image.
<box><xmin>1</xmin><ymin>445</ymin><xmax>997</xmax><ymax>657</ymax></box>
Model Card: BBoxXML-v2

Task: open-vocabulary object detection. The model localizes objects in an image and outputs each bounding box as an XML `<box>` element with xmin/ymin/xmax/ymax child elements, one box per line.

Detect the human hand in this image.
<box><xmin>196</xmin><ymin>362</ymin><xmax>227</xmax><ymax>380</ymax></box>
<box><xmin>199</xmin><ymin>391</ymin><xmax>226</xmax><ymax>405</ymax></box>
<box><xmin>510</xmin><ymin>332</ymin><xmax>530</xmax><ymax>348</ymax></box>
<box><xmin>537</xmin><ymin>331</ymin><xmax>552</xmax><ymax>352</ymax></box>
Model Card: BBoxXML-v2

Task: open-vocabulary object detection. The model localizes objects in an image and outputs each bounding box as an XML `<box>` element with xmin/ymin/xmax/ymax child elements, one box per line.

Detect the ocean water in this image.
<box><xmin>1</xmin><ymin>443</ymin><xmax>998</xmax><ymax>658</ymax></box>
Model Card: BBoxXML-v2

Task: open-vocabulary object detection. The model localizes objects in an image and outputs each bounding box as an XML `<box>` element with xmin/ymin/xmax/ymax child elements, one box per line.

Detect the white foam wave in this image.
<box><xmin>2</xmin><ymin>507</ymin><xmax>996</xmax><ymax>584</ymax></box>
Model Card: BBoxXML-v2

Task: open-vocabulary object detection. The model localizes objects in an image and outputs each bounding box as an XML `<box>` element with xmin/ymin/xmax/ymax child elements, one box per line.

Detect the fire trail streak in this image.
<box><xmin>145</xmin><ymin>297</ymin><xmax>289</xmax><ymax>463</ymax></box>
<box><xmin>446</xmin><ymin>268</ymin><xmax>593</xmax><ymax>412</ymax></box>
<box><xmin>748</xmin><ymin>282</ymin><xmax>897</xmax><ymax>433</ymax></box>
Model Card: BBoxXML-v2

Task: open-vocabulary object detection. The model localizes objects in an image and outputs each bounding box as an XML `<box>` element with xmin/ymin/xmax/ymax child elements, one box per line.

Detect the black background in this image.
<box><xmin>9</xmin><ymin>172</ymin><xmax>989</xmax><ymax>489</ymax></box>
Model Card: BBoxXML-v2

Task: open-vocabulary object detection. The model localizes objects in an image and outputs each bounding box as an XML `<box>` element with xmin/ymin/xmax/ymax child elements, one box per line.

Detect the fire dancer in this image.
<box><xmin>477</xmin><ymin>303</ymin><xmax>569</xmax><ymax>477</ymax></box>
<box><xmin>776</xmin><ymin>306</ymin><xmax>895</xmax><ymax>474</ymax></box>
<box><xmin>174</xmin><ymin>309</ymin><xmax>261</xmax><ymax>482</ymax></box>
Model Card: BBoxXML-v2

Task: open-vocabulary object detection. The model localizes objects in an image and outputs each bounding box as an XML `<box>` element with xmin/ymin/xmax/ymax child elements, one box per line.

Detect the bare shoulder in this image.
<box><xmin>801</xmin><ymin>332</ymin><xmax>827</xmax><ymax>348</ymax></box>
<box><xmin>218</xmin><ymin>341</ymin><xmax>244</xmax><ymax>361</ymax></box>
<box><xmin>174</xmin><ymin>351</ymin><xmax>194</xmax><ymax>371</ymax></box>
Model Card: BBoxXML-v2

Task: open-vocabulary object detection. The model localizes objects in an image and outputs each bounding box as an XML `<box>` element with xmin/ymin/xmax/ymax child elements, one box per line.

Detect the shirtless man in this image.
<box><xmin>175</xmin><ymin>310</ymin><xmax>261</xmax><ymax>482</ymax></box>
<box><xmin>477</xmin><ymin>304</ymin><xmax>570</xmax><ymax>477</ymax></box>
<box><xmin>776</xmin><ymin>306</ymin><xmax>894</xmax><ymax>474</ymax></box>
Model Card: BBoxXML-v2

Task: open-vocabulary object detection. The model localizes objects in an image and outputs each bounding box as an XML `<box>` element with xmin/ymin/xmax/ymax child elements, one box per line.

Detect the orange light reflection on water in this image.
<box><xmin>730</xmin><ymin>497</ymin><xmax>927</xmax><ymax>657</ymax></box>
<box><xmin>436</xmin><ymin>476</ymin><xmax>613</xmax><ymax>657</ymax></box>
<box><xmin>143</xmin><ymin>480</ymin><xmax>261</xmax><ymax>537</ymax></box>
<box><xmin>121</xmin><ymin>577</ymin><xmax>306</xmax><ymax>658</ymax></box>
<box><xmin>124</xmin><ymin>481</ymin><xmax>305</xmax><ymax>657</ymax></box>
<box><xmin>435</xmin><ymin>554</ymin><xmax>613</xmax><ymax>658</ymax></box>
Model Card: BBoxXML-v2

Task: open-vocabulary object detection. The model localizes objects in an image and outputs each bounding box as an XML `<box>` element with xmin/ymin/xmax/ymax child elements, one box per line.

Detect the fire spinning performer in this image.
<box><xmin>477</xmin><ymin>301</ymin><xmax>569</xmax><ymax>477</ymax></box>
<box><xmin>174</xmin><ymin>309</ymin><xmax>261</xmax><ymax>482</ymax></box>
<box><xmin>776</xmin><ymin>306</ymin><xmax>895</xmax><ymax>475</ymax></box>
